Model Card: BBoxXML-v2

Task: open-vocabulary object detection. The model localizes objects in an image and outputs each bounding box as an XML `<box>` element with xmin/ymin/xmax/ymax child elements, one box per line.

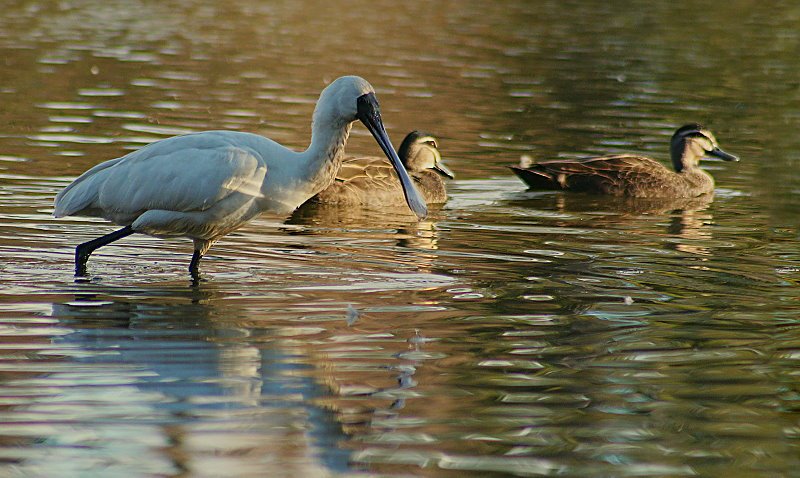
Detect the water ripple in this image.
<box><xmin>0</xmin><ymin>0</ymin><xmax>799</xmax><ymax>476</ymax></box>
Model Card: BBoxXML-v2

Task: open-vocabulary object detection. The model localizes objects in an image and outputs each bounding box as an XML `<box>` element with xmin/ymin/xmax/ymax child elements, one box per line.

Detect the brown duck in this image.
<box><xmin>510</xmin><ymin>124</ymin><xmax>738</xmax><ymax>198</ymax></box>
<box><xmin>301</xmin><ymin>130</ymin><xmax>454</xmax><ymax>207</ymax></box>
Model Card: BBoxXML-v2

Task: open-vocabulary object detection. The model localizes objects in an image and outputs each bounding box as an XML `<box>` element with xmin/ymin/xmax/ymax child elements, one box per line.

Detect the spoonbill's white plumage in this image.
<box><xmin>54</xmin><ymin>76</ymin><xmax>427</xmax><ymax>279</ymax></box>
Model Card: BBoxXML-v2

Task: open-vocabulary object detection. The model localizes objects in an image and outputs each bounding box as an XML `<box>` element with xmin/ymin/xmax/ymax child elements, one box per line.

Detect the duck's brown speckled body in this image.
<box><xmin>510</xmin><ymin>124</ymin><xmax>738</xmax><ymax>198</ymax></box>
<box><xmin>301</xmin><ymin>131</ymin><xmax>453</xmax><ymax>207</ymax></box>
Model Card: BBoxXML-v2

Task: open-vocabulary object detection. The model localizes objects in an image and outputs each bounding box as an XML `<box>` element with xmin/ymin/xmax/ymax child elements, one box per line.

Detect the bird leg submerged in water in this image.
<box><xmin>74</xmin><ymin>225</ymin><xmax>135</xmax><ymax>276</ymax></box>
<box><xmin>189</xmin><ymin>250</ymin><xmax>202</xmax><ymax>281</ymax></box>
<box><xmin>74</xmin><ymin>226</ymin><xmax>210</xmax><ymax>280</ymax></box>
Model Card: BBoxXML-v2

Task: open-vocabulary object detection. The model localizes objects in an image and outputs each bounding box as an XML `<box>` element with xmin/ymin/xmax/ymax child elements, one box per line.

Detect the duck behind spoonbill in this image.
<box><xmin>300</xmin><ymin>130</ymin><xmax>454</xmax><ymax>207</ymax></box>
<box><xmin>54</xmin><ymin>76</ymin><xmax>427</xmax><ymax>279</ymax></box>
<box><xmin>509</xmin><ymin>124</ymin><xmax>738</xmax><ymax>198</ymax></box>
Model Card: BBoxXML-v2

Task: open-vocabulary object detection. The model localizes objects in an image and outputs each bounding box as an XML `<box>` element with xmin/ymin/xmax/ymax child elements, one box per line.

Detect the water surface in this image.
<box><xmin>1</xmin><ymin>1</ymin><xmax>800</xmax><ymax>476</ymax></box>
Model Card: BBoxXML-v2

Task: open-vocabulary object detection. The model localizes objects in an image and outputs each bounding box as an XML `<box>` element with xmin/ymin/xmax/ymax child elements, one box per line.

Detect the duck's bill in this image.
<box><xmin>357</xmin><ymin>93</ymin><xmax>428</xmax><ymax>219</ymax></box>
<box><xmin>434</xmin><ymin>161</ymin><xmax>455</xmax><ymax>179</ymax></box>
<box><xmin>708</xmin><ymin>147</ymin><xmax>739</xmax><ymax>162</ymax></box>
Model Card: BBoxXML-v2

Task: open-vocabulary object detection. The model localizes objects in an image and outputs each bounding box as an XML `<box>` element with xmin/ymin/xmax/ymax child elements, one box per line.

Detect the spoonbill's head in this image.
<box><xmin>670</xmin><ymin>123</ymin><xmax>738</xmax><ymax>172</ymax></box>
<box><xmin>318</xmin><ymin>76</ymin><xmax>428</xmax><ymax>219</ymax></box>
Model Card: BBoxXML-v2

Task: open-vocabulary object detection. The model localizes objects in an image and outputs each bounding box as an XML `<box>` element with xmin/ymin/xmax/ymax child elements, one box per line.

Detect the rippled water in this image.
<box><xmin>1</xmin><ymin>0</ymin><xmax>800</xmax><ymax>476</ymax></box>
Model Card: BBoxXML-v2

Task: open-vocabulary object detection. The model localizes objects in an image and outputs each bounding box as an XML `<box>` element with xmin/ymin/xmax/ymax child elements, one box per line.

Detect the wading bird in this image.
<box><xmin>510</xmin><ymin>124</ymin><xmax>738</xmax><ymax>198</ymax></box>
<box><xmin>54</xmin><ymin>76</ymin><xmax>427</xmax><ymax>279</ymax></box>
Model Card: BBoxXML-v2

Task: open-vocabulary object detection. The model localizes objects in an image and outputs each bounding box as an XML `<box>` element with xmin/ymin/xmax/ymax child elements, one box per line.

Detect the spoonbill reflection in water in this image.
<box><xmin>54</xmin><ymin>76</ymin><xmax>427</xmax><ymax>279</ymax></box>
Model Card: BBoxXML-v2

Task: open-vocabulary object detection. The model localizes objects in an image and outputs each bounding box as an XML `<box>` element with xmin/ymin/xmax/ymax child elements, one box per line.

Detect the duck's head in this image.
<box><xmin>398</xmin><ymin>131</ymin><xmax>454</xmax><ymax>179</ymax></box>
<box><xmin>670</xmin><ymin>124</ymin><xmax>738</xmax><ymax>172</ymax></box>
<box><xmin>316</xmin><ymin>76</ymin><xmax>427</xmax><ymax>219</ymax></box>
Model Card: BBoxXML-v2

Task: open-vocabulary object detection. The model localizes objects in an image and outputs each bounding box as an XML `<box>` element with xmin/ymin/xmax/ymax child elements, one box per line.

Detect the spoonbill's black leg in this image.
<box><xmin>189</xmin><ymin>250</ymin><xmax>203</xmax><ymax>282</ymax></box>
<box><xmin>75</xmin><ymin>225</ymin><xmax>135</xmax><ymax>276</ymax></box>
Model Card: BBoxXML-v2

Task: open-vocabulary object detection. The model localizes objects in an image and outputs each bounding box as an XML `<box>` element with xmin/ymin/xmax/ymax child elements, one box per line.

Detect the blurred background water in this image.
<box><xmin>1</xmin><ymin>0</ymin><xmax>799</xmax><ymax>476</ymax></box>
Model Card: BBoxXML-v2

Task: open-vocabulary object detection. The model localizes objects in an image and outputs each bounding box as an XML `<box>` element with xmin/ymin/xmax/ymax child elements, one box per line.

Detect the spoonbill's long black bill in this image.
<box><xmin>356</xmin><ymin>92</ymin><xmax>428</xmax><ymax>219</ymax></box>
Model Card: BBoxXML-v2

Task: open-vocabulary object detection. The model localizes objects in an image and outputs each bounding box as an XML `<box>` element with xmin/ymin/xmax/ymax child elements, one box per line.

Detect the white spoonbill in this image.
<box><xmin>54</xmin><ymin>76</ymin><xmax>427</xmax><ymax>279</ymax></box>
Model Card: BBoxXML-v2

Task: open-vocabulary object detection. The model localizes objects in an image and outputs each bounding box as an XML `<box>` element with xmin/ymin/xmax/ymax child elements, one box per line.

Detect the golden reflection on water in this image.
<box><xmin>1</xmin><ymin>0</ymin><xmax>800</xmax><ymax>476</ymax></box>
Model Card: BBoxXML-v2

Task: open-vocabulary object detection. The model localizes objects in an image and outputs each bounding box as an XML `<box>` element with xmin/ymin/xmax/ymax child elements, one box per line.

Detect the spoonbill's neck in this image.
<box><xmin>299</xmin><ymin>113</ymin><xmax>353</xmax><ymax>193</ymax></box>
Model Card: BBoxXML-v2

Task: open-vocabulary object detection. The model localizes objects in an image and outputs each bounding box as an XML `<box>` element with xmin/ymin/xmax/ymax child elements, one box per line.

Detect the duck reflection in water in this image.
<box><xmin>509</xmin><ymin>191</ymin><xmax>717</xmax><ymax>256</ymax></box>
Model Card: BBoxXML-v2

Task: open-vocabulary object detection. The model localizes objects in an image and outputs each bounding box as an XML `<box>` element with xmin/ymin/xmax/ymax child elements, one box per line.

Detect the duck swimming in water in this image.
<box><xmin>301</xmin><ymin>130</ymin><xmax>454</xmax><ymax>207</ymax></box>
<box><xmin>510</xmin><ymin>124</ymin><xmax>738</xmax><ymax>198</ymax></box>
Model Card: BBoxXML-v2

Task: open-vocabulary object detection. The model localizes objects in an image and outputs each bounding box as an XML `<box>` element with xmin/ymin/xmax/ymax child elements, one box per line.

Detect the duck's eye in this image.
<box><xmin>424</xmin><ymin>140</ymin><xmax>438</xmax><ymax>148</ymax></box>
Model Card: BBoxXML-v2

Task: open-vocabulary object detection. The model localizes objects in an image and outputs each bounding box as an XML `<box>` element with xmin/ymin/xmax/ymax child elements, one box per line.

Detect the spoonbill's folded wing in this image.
<box><xmin>55</xmin><ymin>132</ymin><xmax>268</xmax><ymax>222</ymax></box>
